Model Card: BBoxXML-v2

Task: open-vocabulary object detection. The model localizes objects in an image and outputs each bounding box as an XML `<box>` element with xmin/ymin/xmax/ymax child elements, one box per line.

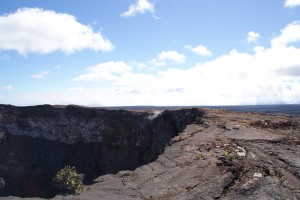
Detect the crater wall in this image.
<box><xmin>0</xmin><ymin>105</ymin><xmax>203</xmax><ymax>198</ymax></box>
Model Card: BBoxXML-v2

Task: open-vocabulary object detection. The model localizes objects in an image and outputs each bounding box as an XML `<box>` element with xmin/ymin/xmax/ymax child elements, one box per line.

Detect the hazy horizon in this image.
<box><xmin>2</xmin><ymin>103</ymin><xmax>300</xmax><ymax>116</ymax></box>
<box><xmin>1</xmin><ymin>0</ymin><xmax>300</xmax><ymax>106</ymax></box>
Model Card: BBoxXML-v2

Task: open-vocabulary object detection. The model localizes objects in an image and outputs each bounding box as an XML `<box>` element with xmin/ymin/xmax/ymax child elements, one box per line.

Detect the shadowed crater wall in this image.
<box><xmin>0</xmin><ymin>105</ymin><xmax>203</xmax><ymax>198</ymax></box>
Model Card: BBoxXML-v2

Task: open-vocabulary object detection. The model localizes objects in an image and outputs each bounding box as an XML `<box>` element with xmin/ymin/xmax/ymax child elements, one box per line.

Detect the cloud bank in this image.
<box><xmin>271</xmin><ymin>21</ymin><xmax>300</xmax><ymax>47</ymax></box>
<box><xmin>0</xmin><ymin>8</ymin><xmax>114</xmax><ymax>55</ymax></box>
<box><xmin>3</xmin><ymin>22</ymin><xmax>300</xmax><ymax>106</ymax></box>
<box><xmin>67</xmin><ymin>22</ymin><xmax>300</xmax><ymax>106</ymax></box>
<box><xmin>73</xmin><ymin>61</ymin><xmax>132</xmax><ymax>82</ymax></box>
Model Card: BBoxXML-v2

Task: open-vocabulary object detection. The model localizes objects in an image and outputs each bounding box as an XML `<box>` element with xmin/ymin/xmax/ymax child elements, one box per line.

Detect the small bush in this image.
<box><xmin>194</xmin><ymin>153</ymin><xmax>203</xmax><ymax>160</ymax></box>
<box><xmin>223</xmin><ymin>150</ymin><xmax>234</xmax><ymax>161</ymax></box>
<box><xmin>53</xmin><ymin>166</ymin><xmax>84</xmax><ymax>194</ymax></box>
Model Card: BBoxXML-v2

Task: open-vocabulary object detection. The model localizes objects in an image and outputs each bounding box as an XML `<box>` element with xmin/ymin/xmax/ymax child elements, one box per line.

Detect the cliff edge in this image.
<box><xmin>0</xmin><ymin>105</ymin><xmax>300</xmax><ymax>199</ymax></box>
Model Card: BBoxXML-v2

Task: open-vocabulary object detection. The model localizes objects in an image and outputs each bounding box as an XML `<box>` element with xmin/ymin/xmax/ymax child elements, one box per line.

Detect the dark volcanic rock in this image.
<box><xmin>0</xmin><ymin>104</ymin><xmax>202</xmax><ymax>198</ymax></box>
<box><xmin>1</xmin><ymin>106</ymin><xmax>300</xmax><ymax>200</ymax></box>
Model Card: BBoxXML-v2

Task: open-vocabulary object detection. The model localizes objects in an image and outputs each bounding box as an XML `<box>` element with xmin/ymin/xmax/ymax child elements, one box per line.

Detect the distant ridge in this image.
<box><xmin>1</xmin><ymin>104</ymin><xmax>299</xmax><ymax>116</ymax></box>
<box><xmin>102</xmin><ymin>104</ymin><xmax>300</xmax><ymax>116</ymax></box>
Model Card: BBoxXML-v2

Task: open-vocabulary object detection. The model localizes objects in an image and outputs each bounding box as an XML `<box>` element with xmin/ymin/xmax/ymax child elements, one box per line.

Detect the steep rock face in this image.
<box><xmin>47</xmin><ymin>109</ymin><xmax>299</xmax><ymax>200</ymax></box>
<box><xmin>0</xmin><ymin>105</ymin><xmax>203</xmax><ymax>198</ymax></box>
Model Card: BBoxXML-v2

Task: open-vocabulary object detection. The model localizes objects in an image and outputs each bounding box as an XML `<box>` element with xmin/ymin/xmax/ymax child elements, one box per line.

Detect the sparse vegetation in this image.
<box><xmin>216</xmin><ymin>136</ymin><xmax>227</xmax><ymax>141</ymax></box>
<box><xmin>53</xmin><ymin>166</ymin><xmax>84</xmax><ymax>195</ymax></box>
<box><xmin>194</xmin><ymin>153</ymin><xmax>203</xmax><ymax>160</ymax></box>
<box><xmin>250</xmin><ymin>119</ymin><xmax>298</xmax><ymax>129</ymax></box>
<box><xmin>223</xmin><ymin>150</ymin><xmax>234</xmax><ymax>161</ymax></box>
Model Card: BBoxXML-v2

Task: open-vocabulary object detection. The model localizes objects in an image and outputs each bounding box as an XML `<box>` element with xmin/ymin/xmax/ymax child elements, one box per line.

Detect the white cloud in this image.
<box><xmin>247</xmin><ymin>31</ymin><xmax>260</xmax><ymax>43</ymax></box>
<box><xmin>121</xmin><ymin>0</ymin><xmax>155</xmax><ymax>17</ymax></box>
<box><xmin>150</xmin><ymin>51</ymin><xmax>186</xmax><ymax>66</ymax></box>
<box><xmin>31</xmin><ymin>70</ymin><xmax>50</xmax><ymax>79</ymax></box>
<box><xmin>285</xmin><ymin>0</ymin><xmax>300</xmax><ymax>7</ymax></box>
<box><xmin>157</xmin><ymin>51</ymin><xmax>186</xmax><ymax>62</ymax></box>
<box><xmin>271</xmin><ymin>21</ymin><xmax>300</xmax><ymax>47</ymax></box>
<box><xmin>69</xmin><ymin>22</ymin><xmax>300</xmax><ymax>106</ymax></box>
<box><xmin>185</xmin><ymin>44</ymin><xmax>212</xmax><ymax>56</ymax></box>
<box><xmin>73</xmin><ymin>61</ymin><xmax>132</xmax><ymax>81</ymax></box>
<box><xmin>129</xmin><ymin>61</ymin><xmax>148</xmax><ymax>70</ymax></box>
<box><xmin>2</xmin><ymin>85</ymin><xmax>13</xmax><ymax>91</ymax></box>
<box><xmin>5</xmin><ymin>22</ymin><xmax>300</xmax><ymax>106</ymax></box>
<box><xmin>0</xmin><ymin>8</ymin><xmax>114</xmax><ymax>55</ymax></box>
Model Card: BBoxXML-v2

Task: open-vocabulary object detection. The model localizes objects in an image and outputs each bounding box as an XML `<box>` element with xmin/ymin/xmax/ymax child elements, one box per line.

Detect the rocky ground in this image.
<box><xmin>2</xmin><ymin>108</ymin><xmax>300</xmax><ymax>200</ymax></box>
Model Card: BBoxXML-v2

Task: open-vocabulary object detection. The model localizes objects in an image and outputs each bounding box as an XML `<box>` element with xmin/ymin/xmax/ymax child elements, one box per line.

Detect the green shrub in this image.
<box><xmin>53</xmin><ymin>166</ymin><xmax>84</xmax><ymax>194</ymax></box>
<box><xmin>194</xmin><ymin>153</ymin><xmax>203</xmax><ymax>160</ymax></box>
<box><xmin>223</xmin><ymin>150</ymin><xmax>234</xmax><ymax>161</ymax></box>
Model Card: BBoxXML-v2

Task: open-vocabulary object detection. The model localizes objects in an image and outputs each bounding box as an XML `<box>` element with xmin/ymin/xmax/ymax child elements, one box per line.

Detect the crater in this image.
<box><xmin>0</xmin><ymin>105</ymin><xmax>203</xmax><ymax>198</ymax></box>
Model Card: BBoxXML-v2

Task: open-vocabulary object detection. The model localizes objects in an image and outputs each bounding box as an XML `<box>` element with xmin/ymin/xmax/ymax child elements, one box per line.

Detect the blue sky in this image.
<box><xmin>1</xmin><ymin>0</ymin><xmax>300</xmax><ymax>106</ymax></box>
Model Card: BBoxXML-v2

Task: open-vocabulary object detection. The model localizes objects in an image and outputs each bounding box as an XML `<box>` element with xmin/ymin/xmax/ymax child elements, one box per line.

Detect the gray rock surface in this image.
<box><xmin>0</xmin><ymin>106</ymin><xmax>300</xmax><ymax>199</ymax></box>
